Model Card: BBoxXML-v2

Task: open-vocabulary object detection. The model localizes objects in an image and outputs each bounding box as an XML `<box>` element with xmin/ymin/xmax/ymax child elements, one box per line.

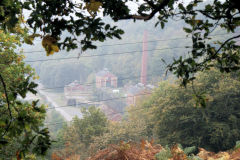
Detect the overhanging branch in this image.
<box><xmin>200</xmin><ymin>34</ymin><xmax>240</xmax><ymax>66</ymax></box>
<box><xmin>118</xmin><ymin>0</ymin><xmax>171</xmax><ymax>21</ymax></box>
<box><xmin>0</xmin><ymin>73</ymin><xmax>12</xmax><ymax>137</ymax></box>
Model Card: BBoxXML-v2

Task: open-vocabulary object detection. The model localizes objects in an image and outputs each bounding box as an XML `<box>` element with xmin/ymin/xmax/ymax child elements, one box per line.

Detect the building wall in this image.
<box><xmin>126</xmin><ymin>93</ymin><xmax>136</xmax><ymax>106</ymax></box>
<box><xmin>96</xmin><ymin>75</ymin><xmax>118</xmax><ymax>88</ymax></box>
<box><xmin>126</xmin><ymin>90</ymin><xmax>152</xmax><ymax>106</ymax></box>
<box><xmin>111</xmin><ymin>77</ymin><xmax>118</xmax><ymax>88</ymax></box>
<box><xmin>96</xmin><ymin>76</ymin><xmax>105</xmax><ymax>88</ymax></box>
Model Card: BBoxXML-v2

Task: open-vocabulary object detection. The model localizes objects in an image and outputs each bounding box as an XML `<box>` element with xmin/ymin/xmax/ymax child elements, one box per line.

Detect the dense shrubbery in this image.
<box><xmin>88</xmin><ymin>140</ymin><xmax>240</xmax><ymax>160</ymax></box>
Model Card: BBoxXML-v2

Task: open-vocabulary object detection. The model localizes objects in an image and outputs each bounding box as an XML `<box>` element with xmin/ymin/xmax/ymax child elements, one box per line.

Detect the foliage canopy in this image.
<box><xmin>1</xmin><ymin>0</ymin><xmax>240</xmax><ymax>84</ymax></box>
<box><xmin>0</xmin><ymin>28</ymin><xmax>51</xmax><ymax>159</ymax></box>
<box><xmin>142</xmin><ymin>69</ymin><xmax>240</xmax><ymax>152</ymax></box>
<box><xmin>52</xmin><ymin>106</ymin><xmax>108</xmax><ymax>159</ymax></box>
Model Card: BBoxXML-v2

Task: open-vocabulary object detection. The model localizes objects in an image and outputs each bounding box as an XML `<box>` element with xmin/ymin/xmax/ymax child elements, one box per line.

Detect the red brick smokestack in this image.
<box><xmin>141</xmin><ymin>31</ymin><xmax>148</xmax><ymax>85</ymax></box>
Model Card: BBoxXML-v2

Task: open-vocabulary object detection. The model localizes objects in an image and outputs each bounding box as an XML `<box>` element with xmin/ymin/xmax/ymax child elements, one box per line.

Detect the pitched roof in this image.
<box><xmin>127</xmin><ymin>83</ymin><xmax>155</xmax><ymax>95</ymax></box>
<box><xmin>65</xmin><ymin>80</ymin><xmax>86</xmax><ymax>91</ymax></box>
<box><xmin>96</xmin><ymin>68</ymin><xmax>116</xmax><ymax>77</ymax></box>
<box><xmin>127</xmin><ymin>83</ymin><xmax>145</xmax><ymax>95</ymax></box>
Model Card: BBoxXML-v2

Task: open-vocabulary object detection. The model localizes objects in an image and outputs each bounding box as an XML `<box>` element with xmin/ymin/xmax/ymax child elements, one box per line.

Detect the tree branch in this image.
<box><xmin>214</xmin><ymin>34</ymin><xmax>240</xmax><ymax>57</ymax></box>
<box><xmin>0</xmin><ymin>73</ymin><xmax>12</xmax><ymax>137</ymax></box>
<box><xmin>200</xmin><ymin>34</ymin><xmax>240</xmax><ymax>66</ymax></box>
<box><xmin>144</xmin><ymin>0</ymin><xmax>156</xmax><ymax>9</ymax></box>
<box><xmin>118</xmin><ymin>0</ymin><xmax>170</xmax><ymax>21</ymax></box>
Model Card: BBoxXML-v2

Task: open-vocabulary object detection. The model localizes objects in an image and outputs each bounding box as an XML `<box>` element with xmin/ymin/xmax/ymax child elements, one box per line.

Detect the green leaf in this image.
<box><xmin>105</xmin><ymin>24</ymin><xmax>110</xmax><ymax>30</ymax></box>
<box><xmin>161</xmin><ymin>22</ymin><xmax>165</xmax><ymax>29</ymax></box>
<box><xmin>178</xmin><ymin>3</ymin><xmax>185</xmax><ymax>11</ymax></box>
<box><xmin>183</xmin><ymin>27</ymin><xmax>192</xmax><ymax>33</ymax></box>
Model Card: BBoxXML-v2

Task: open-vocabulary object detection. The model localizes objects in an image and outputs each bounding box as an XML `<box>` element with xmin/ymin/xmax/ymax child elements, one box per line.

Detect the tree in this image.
<box><xmin>142</xmin><ymin>69</ymin><xmax>240</xmax><ymax>152</ymax></box>
<box><xmin>89</xmin><ymin>116</ymin><xmax>149</xmax><ymax>154</ymax></box>
<box><xmin>52</xmin><ymin>106</ymin><xmax>108</xmax><ymax>159</ymax></box>
<box><xmin>0</xmin><ymin>28</ymin><xmax>51</xmax><ymax>159</ymax></box>
<box><xmin>1</xmin><ymin>0</ymin><xmax>240</xmax><ymax>85</ymax></box>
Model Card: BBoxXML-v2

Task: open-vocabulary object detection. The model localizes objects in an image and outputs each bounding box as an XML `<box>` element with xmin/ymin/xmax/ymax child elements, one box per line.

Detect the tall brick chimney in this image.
<box><xmin>141</xmin><ymin>31</ymin><xmax>148</xmax><ymax>85</ymax></box>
